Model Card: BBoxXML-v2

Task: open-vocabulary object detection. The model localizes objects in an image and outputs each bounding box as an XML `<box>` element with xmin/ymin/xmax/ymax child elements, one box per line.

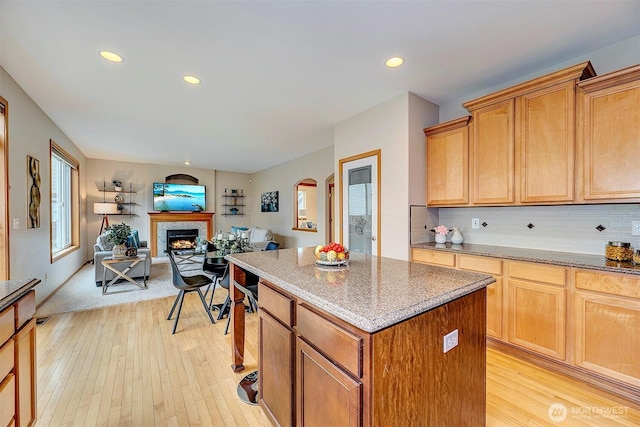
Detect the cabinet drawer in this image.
<box><xmin>259</xmin><ymin>281</ymin><xmax>294</xmax><ymax>327</ymax></box>
<box><xmin>296</xmin><ymin>304</ymin><xmax>363</xmax><ymax>377</ymax></box>
<box><xmin>575</xmin><ymin>270</ymin><xmax>640</xmax><ymax>299</ymax></box>
<box><xmin>15</xmin><ymin>291</ymin><xmax>35</xmax><ymax>330</ymax></box>
<box><xmin>459</xmin><ymin>255</ymin><xmax>502</xmax><ymax>275</ymax></box>
<box><xmin>0</xmin><ymin>373</ymin><xmax>15</xmax><ymax>427</ymax></box>
<box><xmin>0</xmin><ymin>306</ymin><xmax>14</xmax><ymax>345</ymax></box>
<box><xmin>411</xmin><ymin>249</ymin><xmax>455</xmax><ymax>267</ymax></box>
<box><xmin>0</xmin><ymin>339</ymin><xmax>13</xmax><ymax>381</ymax></box>
<box><xmin>509</xmin><ymin>261</ymin><xmax>565</xmax><ymax>286</ymax></box>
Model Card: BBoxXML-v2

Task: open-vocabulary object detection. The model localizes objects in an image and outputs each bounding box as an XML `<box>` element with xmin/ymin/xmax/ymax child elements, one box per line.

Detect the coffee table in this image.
<box><xmin>101</xmin><ymin>254</ymin><xmax>148</xmax><ymax>294</ymax></box>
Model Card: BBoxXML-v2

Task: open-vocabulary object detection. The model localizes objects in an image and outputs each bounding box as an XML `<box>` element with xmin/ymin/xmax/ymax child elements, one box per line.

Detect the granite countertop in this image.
<box><xmin>0</xmin><ymin>278</ymin><xmax>41</xmax><ymax>310</ymax></box>
<box><xmin>226</xmin><ymin>247</ymin><xmax>494</xmax><ymax>333</ymax></box>
<box><xmin>411</xmin><ymin>242</ymin><xmax>640</xmax><ymax>276</ymax></box>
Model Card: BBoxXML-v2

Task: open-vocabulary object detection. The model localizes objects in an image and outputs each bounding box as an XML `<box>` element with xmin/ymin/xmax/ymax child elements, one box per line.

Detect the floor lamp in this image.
<box><xmin>94</xmin><ymin>202</ymin><xmax>119</xmax><ymax>235</ymax></box>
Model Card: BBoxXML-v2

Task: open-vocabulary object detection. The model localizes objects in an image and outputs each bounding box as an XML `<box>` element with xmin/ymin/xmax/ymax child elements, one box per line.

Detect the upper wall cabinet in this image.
<box><xmin>424</xmin><ymin>117</ymin><xmax>470</xmax><ymax>206</ymax></box>
<box><xmin>462</xmin><ymin>61</ymin><xmax>596</xmax><ymax>206</ymax></box>
<box><xmin>577</xmin><ymin>64</ymin><xmax>640</xmax><ymax>202</ymax></box>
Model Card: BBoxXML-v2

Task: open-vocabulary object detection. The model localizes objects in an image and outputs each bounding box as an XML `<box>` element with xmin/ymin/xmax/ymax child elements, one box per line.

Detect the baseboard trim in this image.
<box><xmin>487</xmin><ymin>338</ymin><xmax>640</xmax><ymax>407</ymax></box>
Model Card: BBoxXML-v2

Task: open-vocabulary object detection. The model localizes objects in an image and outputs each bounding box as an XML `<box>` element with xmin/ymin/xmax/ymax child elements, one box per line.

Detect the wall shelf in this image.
<box><xmin>221</xmin><ymin>191</ymin><xmax>245</xmax><ymax>216</ymax></box>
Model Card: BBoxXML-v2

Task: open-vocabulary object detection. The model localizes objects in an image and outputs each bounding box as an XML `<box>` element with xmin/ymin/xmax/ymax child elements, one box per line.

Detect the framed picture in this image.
<box><xmin>261</xmin><ymin>191</ymin><xmax>279</xmax><ymax>212</ymax></box>
<box><xmin>27</xmin><ymin>155</ymin><xmax>41</xmax><ymax>228</ymax></box>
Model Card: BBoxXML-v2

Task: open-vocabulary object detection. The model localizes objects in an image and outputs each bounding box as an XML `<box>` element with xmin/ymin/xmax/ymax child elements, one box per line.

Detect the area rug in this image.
<box><xmin>36</xmin><ymin>257</ymin><xmax>180</xmax><ymax>317</ymax></box>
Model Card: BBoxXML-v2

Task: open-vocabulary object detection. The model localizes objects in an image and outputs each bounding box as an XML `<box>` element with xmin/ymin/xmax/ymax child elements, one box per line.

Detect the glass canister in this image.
<box><xmin>605</xmin><ymin>241</ymin><xmax>633</xmax><ymax>261</ymax></box>
<box><xmin>633</xmin><ymin>249</ymin><xmax>640</xmax><ymax>265</ymax></box>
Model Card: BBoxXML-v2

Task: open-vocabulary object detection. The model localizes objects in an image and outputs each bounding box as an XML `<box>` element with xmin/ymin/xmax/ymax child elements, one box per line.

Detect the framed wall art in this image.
<box><xmin>261</xmin><ymin>191</ymin><xmax>279</xmax><ymax>212</ymax></box>
<box><xmin>28</xmin><ymin>155</ymin><xmax>41</xmax><ymax>228</ymax></box>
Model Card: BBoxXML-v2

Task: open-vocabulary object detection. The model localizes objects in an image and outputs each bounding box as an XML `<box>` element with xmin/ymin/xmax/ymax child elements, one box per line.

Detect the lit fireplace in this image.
<box><xmin>166</xmin><ymin>229</ymin><xmax>199</xmax><ymax>253</ymax></box>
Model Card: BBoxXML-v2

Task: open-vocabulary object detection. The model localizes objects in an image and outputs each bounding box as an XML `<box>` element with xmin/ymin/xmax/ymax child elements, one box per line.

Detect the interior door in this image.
<box><xmin>339</xmin><ymin>151</ymin><xmax>380</xmax><ymax>256</ymax></box>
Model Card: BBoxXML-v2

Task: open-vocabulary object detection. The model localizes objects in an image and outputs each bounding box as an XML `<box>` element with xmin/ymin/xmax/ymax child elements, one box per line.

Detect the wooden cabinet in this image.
<box><xmin>518</xmin><ymin>82</ymin><xmax>576</xmax><ymax>203</ymax></box>
<box><xmin>459</xmin><ymin>255</ymin><xmax>504</xmax><ymax>339</ymax></box>
<box><xmin>507</xmin><ymin>262</ymin><xmax>566</xmax><ymax>360</ymax></box>
<box><xmin>574</xmin><ymin>270</ymin><xmax>640</xmax><ymax>387</ymax></box>
<box><xmin>463</xmin><ymin>61</ymin><xmax>595</xmax><ymax>206</ymax></box>
<box><xmin>14</xmin><ymin>318</ymin><xmax>36</xmax><ymax>427</ymax></box>
<box><xmin>469</xmin><ymin>99</ymin><xmax>515</xmax><ymax>204</ymax></box>
<box><xmin>577</xmin><ymin>64</ymin><xmax>640</xmax><ymax>201</ymax></box>
<box><xmin>259</xmin><ymin>277</ymin><xmax>487</xmax><ymax>427</ymax></box>
<box><xmin>258</xmin><ymin>283</ymin><xmax>295</xmax><ymax>427</ymax></box>
<box><xmin>0</xmin><ymin>289</ymin><xmax>36</xmax><ymax>427</ymax></box>
<box><xmin>423</xmin><ymin>117</ymin><xmax>470</xmax><ymax>206</ymax></box>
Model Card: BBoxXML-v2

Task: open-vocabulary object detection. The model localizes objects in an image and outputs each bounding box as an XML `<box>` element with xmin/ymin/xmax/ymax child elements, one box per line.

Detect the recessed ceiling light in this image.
<box><xmin>99</xmin><ymin>50</ymin><xmax>123</xmax><ymax>63</ymax></box>
<box><xmin>184</xmin><ymin>161</ymin><xmax>191</xmax><ymax>165</ymax></box>
<box><xmin>183</xmin><ymin>75</ymin><xmax>201</xmax><ymax>85</ymax></box>
<box><xmin>385</xmin><ymin>56</ymin><xmax>405</xmax><ymax>68</ymax></box>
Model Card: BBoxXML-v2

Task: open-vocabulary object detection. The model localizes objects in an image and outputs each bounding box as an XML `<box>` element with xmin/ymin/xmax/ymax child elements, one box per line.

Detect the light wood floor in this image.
<box><xmin>35</xmin><ymin>294</ymin><xmax>640</xmax><ymax>426</ymax></box>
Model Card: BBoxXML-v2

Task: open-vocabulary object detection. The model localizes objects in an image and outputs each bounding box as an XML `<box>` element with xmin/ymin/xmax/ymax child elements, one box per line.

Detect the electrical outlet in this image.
<box><xmin>472</xmin><ymin>218</ymin><xmax>480</xmax><ymax>229</ymax></box>
<box><xmin>443</xmin><ymin>329</ymin><xmax>459</xmax><ymax>353</ymax></box>
<box><xmin>632</xmin><ymin>221</ymin><xmax>640</xmax><ymax>236</ymax></box>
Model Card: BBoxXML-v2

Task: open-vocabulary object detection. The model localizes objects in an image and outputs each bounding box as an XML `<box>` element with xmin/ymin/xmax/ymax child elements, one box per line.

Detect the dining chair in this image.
<box><xmin>202</xmin><ymin>251</ymin><xmax>229</xmax><ymax>311</ymax></box>
<box><xmin>166</xmin><ymin>250</ymin><xmax>216</xmax><ymax>334</ymax></box>
<box><xmin>219</xmin><ymin>266</ymin><xmax>260</xmax><ymax>335</ymax></box>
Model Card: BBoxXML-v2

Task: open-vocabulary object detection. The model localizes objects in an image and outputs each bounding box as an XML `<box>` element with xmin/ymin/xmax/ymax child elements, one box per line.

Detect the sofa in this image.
<box><xmin>93</xmin><ymin>231</ymin><xmax>152</xmax><ymax>286</ymax></box>
<box><xmin>232</xmin><ymin>226</ymin><xmax>278</xmax><ymax>251</ymax></box>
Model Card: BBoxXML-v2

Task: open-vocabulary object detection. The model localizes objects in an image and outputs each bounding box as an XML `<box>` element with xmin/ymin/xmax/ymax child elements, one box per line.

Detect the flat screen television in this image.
<box><xmin>153</xmin><ymin>183</ymin><xmax>206</xmax><ymax>212</ymax></box>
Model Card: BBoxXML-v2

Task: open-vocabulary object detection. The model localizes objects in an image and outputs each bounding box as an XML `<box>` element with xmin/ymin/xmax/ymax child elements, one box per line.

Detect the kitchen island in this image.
<box><xmin>227</xmin><ymin>247</ymin><xmax>495</xmax><ymax>426</ymax></box>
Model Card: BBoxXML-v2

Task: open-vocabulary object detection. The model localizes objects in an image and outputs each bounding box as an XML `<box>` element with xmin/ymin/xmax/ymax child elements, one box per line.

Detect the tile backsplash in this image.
<box><xmin>435</xmin><ymin>203</ymin><xmax>640</xmax><ymax>255</ymax></box>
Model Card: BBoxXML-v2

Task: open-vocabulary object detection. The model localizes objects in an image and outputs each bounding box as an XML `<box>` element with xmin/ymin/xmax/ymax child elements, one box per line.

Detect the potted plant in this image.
<box><xmin>112</xmin><ymin>180</ymin><xmax>123</xmax><ymax>191</ymax></box>
<box><xmin>106</xmin><ymin>222</ymin><xmax>132</xmax><ymax>258</ymax></box>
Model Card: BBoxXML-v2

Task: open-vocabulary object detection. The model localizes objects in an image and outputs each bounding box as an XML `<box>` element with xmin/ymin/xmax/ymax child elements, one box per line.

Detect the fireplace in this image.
<box><xmin>166</xmin><ymin>229</ymin><xmax>199</xmax><ymax>253</ymax></box>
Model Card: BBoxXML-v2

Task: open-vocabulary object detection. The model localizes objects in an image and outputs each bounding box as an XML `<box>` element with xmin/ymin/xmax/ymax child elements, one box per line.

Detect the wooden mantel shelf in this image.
<box><xmin>148</xmin><ymin>211</ymin><xmax>214</xmax><ymax>257</ymax></box>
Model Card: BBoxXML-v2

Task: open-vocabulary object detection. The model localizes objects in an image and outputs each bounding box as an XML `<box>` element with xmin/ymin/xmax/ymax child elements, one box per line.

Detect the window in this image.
<box><xmin>50</xmin><ymin>140</ymin><xmax>79</xmax><ymax>261</ymax></box>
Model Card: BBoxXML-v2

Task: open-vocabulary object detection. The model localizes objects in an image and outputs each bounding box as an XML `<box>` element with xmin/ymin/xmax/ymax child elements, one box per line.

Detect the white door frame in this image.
<box><xmin>338</xmin><ymin>149</ymin><xmax>381</xmax><ymax>256</ymax></box>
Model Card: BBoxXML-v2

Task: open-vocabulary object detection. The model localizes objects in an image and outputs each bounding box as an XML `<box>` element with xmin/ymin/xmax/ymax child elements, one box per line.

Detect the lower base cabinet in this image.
<box><xmin>412</xmin><ymin>248</ymin><xmax>640</xmax><ymax>400</ymax></box>
<box><xmin>15</xmin><ymin>318</ymin><xmax>37</xmax><ymax>427</ymax></box>
<box><xmin>296</xmin><ymin>338</ymin><xmax>361</xmax><ymax>427</ymax></box>
<box><xmin>259</xmin><ymin>280</ymin><xmax>487</xmax><ymax>427</ymax></box>
<box><xmin>0</xmin><ymin>289</ymin><xmax>37</xmax><ymax>427</ymax></box>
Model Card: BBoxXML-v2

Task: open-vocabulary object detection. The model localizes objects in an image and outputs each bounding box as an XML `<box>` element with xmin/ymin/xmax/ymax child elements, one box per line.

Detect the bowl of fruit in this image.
<box><xmin>314</xmin><ymin>242</ymin><xmax>349</xmax><ymax>266</ymax></box>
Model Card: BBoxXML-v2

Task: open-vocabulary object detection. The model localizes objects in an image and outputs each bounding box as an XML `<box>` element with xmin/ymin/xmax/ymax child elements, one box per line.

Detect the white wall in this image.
<box><xmin>334</xmin><ymin>92</ymin><xmax>439</xmax><ymax>260</ymax></box>
<box><xmin>86</xmin><ymin>158</ymin><xmax>216</xmax><ymax>247</ymax></box>
<box><xmin>1</xmin><ymin>66</ymin><xmax>88</xmax><ymax>305</ymax></box>
<box><xmin>250</xmin><ymin>146</ymin><xmax>334</xmax><ymax>249</ymax></box>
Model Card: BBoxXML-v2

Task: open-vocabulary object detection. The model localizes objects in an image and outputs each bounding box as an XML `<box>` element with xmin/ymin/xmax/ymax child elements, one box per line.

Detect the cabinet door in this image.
<box><xmin>508</xmin><ymin>280</ymin><xmax>566</xmax><ymax>360</ymax></box>
<box><xmin>574</xmin><ymin>291</ymin><xmax>640</xmax><ymax>387</ymax></box>
<box><xmin>580</xmin><ymin>66</ymin><xmax>640</xmax><ymax>200</ymax></box>
<box><xmin>470</xmin><ymin>100</ymin><xmax>515</xmax><ymax>204</ymax></box>
<box><xmin>259</xmin><ymin>310</ymin><xmax>294</xmax><ymax>427</ymax></box>
<box><xmin>519</xmin><ymin>82</ymin><xmax>575</xmax><ymax>203</ymax></box>
<box><xmin>425</xmin><ymin>118</ymin><xmax>470</xmax><ymax>205</ymax></box>
<box><xmin>296</xmin><ymin>338</ymin><xmax>361</xmax><ymax>427</ymax></box>
<box><xmin>14</xmin><ymin>318</ymin><xmax>36</xmax><ymax>427</ymax></box>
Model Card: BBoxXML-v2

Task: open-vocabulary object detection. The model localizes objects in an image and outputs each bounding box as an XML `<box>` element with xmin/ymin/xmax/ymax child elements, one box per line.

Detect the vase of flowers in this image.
<box><xmin>106</xmin><ymin>222</ymin><xmax>132</xmax><ymax>258</ymax></box>
<box><xmin>434</xmin><ymin>225</ymin><xmax>449</xmax><ymax>244</ymax></box>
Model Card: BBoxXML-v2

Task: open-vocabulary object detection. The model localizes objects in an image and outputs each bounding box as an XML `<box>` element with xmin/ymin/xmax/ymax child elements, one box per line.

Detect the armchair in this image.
<box><xmin>93</xmin><ymin>231</ymin><xmax>152</xmax><ymax>286</ymax></box>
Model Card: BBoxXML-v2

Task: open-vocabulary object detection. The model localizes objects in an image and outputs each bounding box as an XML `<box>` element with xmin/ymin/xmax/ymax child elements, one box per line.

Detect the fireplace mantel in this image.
<box><xmin>148</xmin><ymin>211</ymin><xmax>214</xmax><ymax>256</ymax></box>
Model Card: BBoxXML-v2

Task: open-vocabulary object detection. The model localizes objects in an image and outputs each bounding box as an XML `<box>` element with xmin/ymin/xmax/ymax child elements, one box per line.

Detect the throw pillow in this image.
<box><xmin>249</xmin><ymin>227</ymin><xmax>269</xmax><ymax>243</ymax></box>
<box><xmin>97</xmin><ymin>234</ymin><xmax>115</xmax><ymax>251</ymax></box>
<box><xmin>231</xmin><ymin>226</ymin><xmax>249</xmax><ymax>235</ymax></box>
<box><xmin>130</xmin><ymin>230</ymin><xmax>141</xmax><ymax>248</ymax></box>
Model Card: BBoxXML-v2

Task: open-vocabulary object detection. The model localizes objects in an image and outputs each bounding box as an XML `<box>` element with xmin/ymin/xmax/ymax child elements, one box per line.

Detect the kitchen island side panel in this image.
<box><xmin>371</xmin><ymin>288</ymin><xmax>487</xmax><ymax>427</ymax></box>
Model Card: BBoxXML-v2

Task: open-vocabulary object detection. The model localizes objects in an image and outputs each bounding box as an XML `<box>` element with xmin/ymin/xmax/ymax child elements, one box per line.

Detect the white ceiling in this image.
<box><xmin>1</xmin><ymin>1</ymin><xmax>639</xmax><ymax>173</ymax></box>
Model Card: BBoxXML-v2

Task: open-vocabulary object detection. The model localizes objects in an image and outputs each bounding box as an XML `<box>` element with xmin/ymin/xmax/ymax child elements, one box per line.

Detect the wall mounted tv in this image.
<box><xmin>153</xmin><ymin>183</ymin><xmax>206</xmax><ymax>212</ymax></box>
